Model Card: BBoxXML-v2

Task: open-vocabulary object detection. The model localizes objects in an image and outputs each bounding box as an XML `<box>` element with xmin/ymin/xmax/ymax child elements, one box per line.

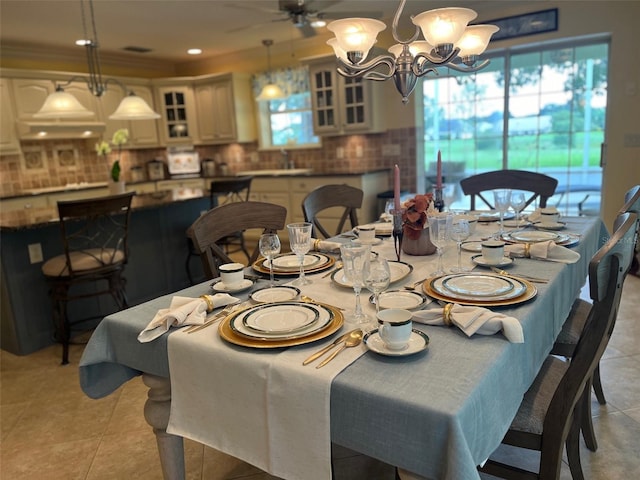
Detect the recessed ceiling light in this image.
<box><xmin>188</xmin><ymin>48</ymin><xmax>202</xmax><ymax>55</ymax></box>
<box><xmin>75</xmin><ymin>39</ymin><xmax>91</xmax><ymax>46</ymax></box>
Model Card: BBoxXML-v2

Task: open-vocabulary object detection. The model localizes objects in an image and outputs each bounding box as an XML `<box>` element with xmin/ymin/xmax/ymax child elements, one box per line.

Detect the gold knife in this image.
<box><xmin>302</xmin><ymin>330</ymin><xmax>353</xmax><ymax>365</ymax></box>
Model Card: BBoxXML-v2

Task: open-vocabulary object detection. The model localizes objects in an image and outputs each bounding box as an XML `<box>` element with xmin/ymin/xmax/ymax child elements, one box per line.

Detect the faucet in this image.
<box><xmin>281</xmin><ymin>149</ymin><xmax>292</xmax><ymax>170</ymax></box>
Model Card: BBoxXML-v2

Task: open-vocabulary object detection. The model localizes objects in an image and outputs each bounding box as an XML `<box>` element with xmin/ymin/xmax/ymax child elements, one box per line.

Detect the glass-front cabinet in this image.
<box><xmin>154</xmin><ymin>84</ymin><xmax>198</xmax><ymax>144</ymax></box>
<box><xmin>308</xmin><ymin>59</ymin><xmax>384</xmax><ymax>135</ymax></box>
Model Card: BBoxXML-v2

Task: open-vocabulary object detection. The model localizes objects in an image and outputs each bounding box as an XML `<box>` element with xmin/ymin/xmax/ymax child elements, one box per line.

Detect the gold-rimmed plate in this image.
<box><xmin>252</xmin><ymin>253</ymin><xmax>335</xmax><ymax>276</ymax></box>
<box><xmin>423</xmin><ymin>275</ymin><xmax>537</xmax><ymax>307</ymax></box>
<box><xmin>232</xmin><ymin>302</ymin><xmax>330</xmax><ymax>340</ymax></box>
<box><xmin>331</xmin><ymin>261</ymin><xmax>413</xmax><ymax>288</ymax></box>
<box><xmin>219</xmin><ymin>302</ymin><xmax>344</xmax><ymax>348</ymax></box>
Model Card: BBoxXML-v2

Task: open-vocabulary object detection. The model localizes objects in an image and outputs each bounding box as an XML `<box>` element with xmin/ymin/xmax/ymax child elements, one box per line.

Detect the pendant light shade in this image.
<box><xmin>109</xmin><ymin>93</ymin><xmax>161</xmax><ymax>120</ymax></box>
<box><xmin>33</xmin><ymin>88</ymin><xmax>94</xmax><ymax>118</ymax></box>
<box><xmin>256</xmin><ymin>39</ymin><xmax>286</xmax><ymax>102</ymax></box>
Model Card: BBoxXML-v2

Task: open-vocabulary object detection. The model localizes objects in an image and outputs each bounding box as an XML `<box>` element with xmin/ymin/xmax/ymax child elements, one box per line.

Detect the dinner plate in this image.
<box><xmin>440</xmin><ymin>274</ymin><xmax>516</xmax><ymax>297</ymax></box>
<box><xmin>471</xmin><ymin>255</ymin><xmax>514</xmax><ymax>267</ymax></box>
<box><xmin>533</xmin><ymin>221</ymin><xmax>566</xmax><ymax>231</ymax></box>
<box><xmin>252</xmin><ymin>253</ymin><xmax>335</xmax><ymax>276</ymax></box>
<box><xmin>212</xmin><ymin>278</ymin><xmax>254</xmax><ymax>294</ymax></box>
<box><xmin>470</xmin><ymin>210</ymin><xmax>514</xmax><ymax>222</ymax></box>
<box><xmin>241</xmin><ymin>303</ymin><xmax>319</xmax><ymax>334</ymax></box>
<box><xmin>369</xmin><ymin>290</ymin><xmax>430</xmax><ymax>310</ymax></box>
<box><xmin>423</xmin><ymin>274</ymin><xmax>536</xmax><ymax>307</ymax></box>
<box><xmin>250</xmin><ymin>286</ymin><xmax>300</xmax><ymax>303</ymax></box>
<box><xmin>364</xmin><ymin>329</ymin><xmax>429</xmax><ymax>356</ymax></box>
<box><xmin>508</xmin><ymin>231</ymin><xmax>559</xmax><ymax>242</ymax></box>
<box><xmin>461</xmin><ymin>241</ymin><xmax>483</xmax><ymax>253</ymax></box>
<box><xmin>331</xmin><ymin>261</ymin><xmax>413</xmax><ymax>288</ymax></box>
<box><xmin>352</xmin><ymin>237</ymin><xmax>383</xmax><ymax>246</ymax></box>
<box><xmin>267</xmin><ymin>253</ymin><xmax>323</xmax><ymax>271</ymax></box>
<box><xmin>230</xmin><ymin>302</ymin><xmax>333</xmax><ymax>340</ymax></box>
<box><xmin>219</xmin><ymin>303</ymin><xmax>343</xmax><ymax>348</ymax></box>
<box><xmin>503</xmin><ymin>219</ymin><xmax>531</xmax><ymax>228</ymax></box>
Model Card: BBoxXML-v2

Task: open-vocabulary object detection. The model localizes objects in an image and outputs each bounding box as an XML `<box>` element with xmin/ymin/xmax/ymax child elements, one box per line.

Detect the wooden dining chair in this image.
<box><xmin>460</xmin><ymin>170</ymin><xmax>558</xmax><ymax>210</ymax></box>
<box><xmin>41</xmin><ymin>192</ymin><xmax>134</xmax><ymax>364</ymax></box>
<box><xmin>302</xmin><ymin>184</ymin><xmax>363</xmax><ymax>239</ymax></box>
<box><xmin>550</xmin><ymin>185</ymin><xmax>640</xmax><ymax>451</ymax></box>
<box><xmin>479</xmin><ymin>212</ymin><xmax>637</xmax><ymax>480</ymax></box>
<box><xmin>187</xmin><ymin>201</ymin><xmax>287</xmax><ymax>279</ymax></box>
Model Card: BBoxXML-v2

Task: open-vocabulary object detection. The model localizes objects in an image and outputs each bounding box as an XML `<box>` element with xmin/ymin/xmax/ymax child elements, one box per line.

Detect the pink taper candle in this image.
<box><xmin>436</xmin><ymin>150</ymin><xmax>443</xmax><ymax>189</ymax></box>
<box><xmin>394</xmin><ymin>164</ymin><xmax>401</xmax><ymax>211</ymax></box>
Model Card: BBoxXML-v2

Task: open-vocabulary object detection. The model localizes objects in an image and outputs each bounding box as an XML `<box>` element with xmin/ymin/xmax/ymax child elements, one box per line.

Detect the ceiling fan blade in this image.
<box><xmin>320</xmin><ymin>11</ymin><xmax>384</xmax><ymax>20</ymax></box>
<box><xmin>223</xmin><ymin>2</ymin><xmax>280</xmax><ymax>14</ymax></box>
<box><xmin>298</xmin><ymin>22</ymin><xmax>317</xmax><ymax>38</ymax></box>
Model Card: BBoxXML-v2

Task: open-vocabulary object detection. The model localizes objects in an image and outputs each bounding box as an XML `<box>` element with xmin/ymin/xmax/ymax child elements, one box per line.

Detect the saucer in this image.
<box><xmin>212</xmin><ymin>278</ymin><xmax>254</xmax><ymax>293</ymax></box>
<box><xmin>352</xmin><ymin>237</ymin><xmax>383</xmax><ymax>246</ymax></box>
<box><xmin>471</xmin><ymin>255</ymin><xmax>514</xmax><ymax>267</ymax></box>
<box><xmin>503</xmin><ymin>219</ymin><xmax>530</xmax><ymax>228</ymax></box>
<box><xmin>363</xmin><ymin>329</ymin><xmax>429</xmax><ymax>356</ymax></box>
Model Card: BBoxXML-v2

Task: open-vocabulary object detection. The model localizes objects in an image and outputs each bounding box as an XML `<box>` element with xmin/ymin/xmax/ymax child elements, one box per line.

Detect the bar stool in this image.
<box><xmin>42</xmin><ymin>192</ymin><xmax>134</xmax><ymax>364</ymax></box>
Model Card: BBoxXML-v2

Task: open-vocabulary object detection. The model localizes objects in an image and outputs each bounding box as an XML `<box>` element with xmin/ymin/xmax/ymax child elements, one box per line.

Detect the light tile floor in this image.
<box><xmin>1</xmin><ymin>275</ymin><xmax>639</xmax><ymax>480</ymax></box>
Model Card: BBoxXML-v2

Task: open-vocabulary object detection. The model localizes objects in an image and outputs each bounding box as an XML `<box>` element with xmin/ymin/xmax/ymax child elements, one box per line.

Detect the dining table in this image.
<box><xmin>79</xmin><ymin>215</ymin><xmax>607</xmax><ymax>480</ymax></box>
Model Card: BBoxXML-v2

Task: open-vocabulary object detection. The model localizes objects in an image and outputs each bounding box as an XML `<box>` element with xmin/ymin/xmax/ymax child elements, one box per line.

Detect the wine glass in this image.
<box><xmin>493</xmin><ymin>189</ymin><xmax>512</xmax><ymax>238</ymax></box>
<box><xmin>428</xmin><ymin>213</ymin><xmax>452</xmax><ymax>276</ymax></box>
<box><xmin>287</xmin><ymin>222</ymin><xmax>313</xmax><ymax>286</ymax></box>
<box><xmin>510</xmin><ymin>191</ymin><xmax>526</xmax><ymax>227</ymax></box>
<box><xmin>259</xmin><ymin>233</ymin><xmax>281</xmax><ymax>287</ymax></box>
<box><xmin>450</xmin><ymin>219</ymin><xmax>470</xmax><ymax>273</ymax></box>
<box><xmin>364</xmin><ymin>253</ymin><xmax>391</xmax><ymax>314</ymax></box>
<box><xmin>340</xmin><ymin>243</ymin><xmax>371</xmax><ymax>324</ymax></box>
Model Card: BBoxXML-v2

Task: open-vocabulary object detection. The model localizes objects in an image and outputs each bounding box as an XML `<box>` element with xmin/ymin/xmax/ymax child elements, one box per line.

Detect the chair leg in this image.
<box><xmin>566</xmin><ymin>404</ymin><xmax>585</xmax><ymax>480</ymax></box>
<box><xmin>581</xmin><ymin>377</ymin><xmax>598</xmax><ymax>452</ymax></box>
<box><xmin>592</xmin><ymin>363</ymin><xmax>606</xmax><ymax>405</ymax></box>
<box><xmin>186</xmin><ymin>238</ymin><xmax>196</xmax><ymax>285</ymax></box>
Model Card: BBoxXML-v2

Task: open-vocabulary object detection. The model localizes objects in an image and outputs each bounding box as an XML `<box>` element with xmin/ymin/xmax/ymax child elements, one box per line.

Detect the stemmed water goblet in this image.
<box><xmin>259</xmin><ymin>233</ymin><xmax>281</xmax><ymax>287</ymax></box>
<box><xmin>428</xmin><ymin>213</ymin><xmax>452</xmax><ymax>276</ymax></box>
<box><xmin>493</xmin><ymin>189</ymin><xmax>512</xmax><ymax>238</ymax></box>
<box><xmin>287</xmin><ymin>222</ymin><xmax>313</xmax><ymax>286</ymax></box>
<box><xmin>449</xmin><ymin>219</ymin><xmax>470</xmax><ymax>273</ymax></box>
<box><xmin>364</xmin><ymin>253</ymin><xmax>391</xmax><ymax>314</ymax></box>
<box><xmin>340</xmin><ymin>243</ymin><xmax>371</xmax><ymax>324</ymax></box>
<box><xmin>510</xmin><ymin>191</ymin><xmax>526</xmax><ymax>227</ymax></box>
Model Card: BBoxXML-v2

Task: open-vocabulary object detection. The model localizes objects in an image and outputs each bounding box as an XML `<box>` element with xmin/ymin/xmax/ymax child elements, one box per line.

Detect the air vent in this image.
<box><xmin>122</xmin><ymin>46</ymin><xmax>152</xmax><ymax>53</ymax></box>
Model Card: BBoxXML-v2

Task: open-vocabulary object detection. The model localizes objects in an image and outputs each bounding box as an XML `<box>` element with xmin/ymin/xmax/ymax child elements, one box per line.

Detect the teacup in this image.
<box><xmin>539</xmin><ymin>207</ymin><xmax>561</xmax><ymax>224</ymax></box>
<box><xmin>481</xmin><ymin>240</ymin><xmax>505</xmax><ymax>264</ymax></box>
<box><xmin>377</xmin><ymin>309</ymin><xmax>413</xmax><ymax>350</ymax></box>
<box><xmin>219</xmin><ymin>262</ymin><xmax>245</xmax><ymax>289</ymax></box>
<box><xmin>356</xmin><ymin>226</ymin><xmax>376</xmax><ymax>244</ymax></box>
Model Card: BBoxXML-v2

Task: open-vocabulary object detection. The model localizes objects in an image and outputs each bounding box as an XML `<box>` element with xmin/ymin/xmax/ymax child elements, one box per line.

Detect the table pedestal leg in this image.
<box><xmin>143</xmin><ymin>374</ymin><xmax>185</xmax><ymax>480</ymax></box>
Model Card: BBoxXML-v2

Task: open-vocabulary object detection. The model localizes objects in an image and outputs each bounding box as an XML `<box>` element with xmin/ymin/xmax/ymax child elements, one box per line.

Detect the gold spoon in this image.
<box><xmin>316</xmin><ymin>329</ymin><xmax>363</xmax><ymax>368</ymax></box>
<box><xmin>301</xmin><ymin>295</ymin><xmax>345</xmax><ymax>311</ymax></box>
<box><xmin>404</xmin><ymin>278</ymin><xmax>428</xmax><ymax>291</ymax></box>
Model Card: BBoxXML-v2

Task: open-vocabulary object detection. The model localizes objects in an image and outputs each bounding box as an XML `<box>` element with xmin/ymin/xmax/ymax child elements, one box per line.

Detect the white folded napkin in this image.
<box><xmin>527</xmin><ymin>207</ymin><xmax>559</xmax><ymax>223</ymax></box>
<box><xmin>412</xmin><ymin>304</ymin><xmax>524</xmax><ymax>343</ymax></box>
<box><xmin>505</xmin><ymin>240</ymin><xmax>580</xmax><ymax>263</ymax></box>
<box><xmin>312</xmin><ymin>238</ymin><xmax>341</xmax><ymax>252</ymax></box>
<box><xmin>138</xmin><ymin>293</ymin><xmax>239</xmax><ymax>343</ymax></box>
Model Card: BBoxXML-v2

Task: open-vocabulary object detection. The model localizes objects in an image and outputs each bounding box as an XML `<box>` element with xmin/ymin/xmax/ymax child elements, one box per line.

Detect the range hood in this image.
<box><xmin>17</xmin><ymin>120</ymin><xmax>106</xmax><ymax>140</ymax></box>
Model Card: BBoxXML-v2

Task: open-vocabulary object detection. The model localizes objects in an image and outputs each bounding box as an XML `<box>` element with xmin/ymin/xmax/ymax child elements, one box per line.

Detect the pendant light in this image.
<box><xmin>256</xmin><ymin>39</ymin><xmax>286</xmax><ymax>102</ymax></box>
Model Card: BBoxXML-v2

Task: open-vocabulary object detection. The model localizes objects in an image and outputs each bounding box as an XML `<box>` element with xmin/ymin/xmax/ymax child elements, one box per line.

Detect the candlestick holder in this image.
<box><xmin>390</xmin><ymin>208</ymin><xmax>405</xmax><ymax>262</ymax></box>
<box><xmin>434</xmin><ymin>187</ymin><xmax>445</xmax><ymax>212</ymax></box>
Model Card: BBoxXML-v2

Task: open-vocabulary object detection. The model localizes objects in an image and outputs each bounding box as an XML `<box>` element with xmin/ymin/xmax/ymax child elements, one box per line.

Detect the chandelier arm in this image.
<box><xmin>412</xmin><ymin>62</ymin><xmax>440</xmax><ymax>78</ymax></box>
<box><xmin>336</xmin><ymin>55</ymin><xmax>397</xmax><ymax>78</ymax></box>
<box><xmin>445</xmin><ymin>59</ymin><xmax>491</xmax><ymax>73</ymax></box>
<box><xmin>414</xmin><ymin>48</ymin><xmax>460</xmax><ymax>67</ymax></box>
<box><xmin>391</xmin><ymin>0</ymin><xmax>420</xmax><ymax>45</ymax></box>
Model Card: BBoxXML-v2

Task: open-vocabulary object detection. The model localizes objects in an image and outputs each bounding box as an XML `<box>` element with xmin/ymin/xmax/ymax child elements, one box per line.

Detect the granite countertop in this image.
<box><xmin>0</xmin><ymin>189</ymin><xmax>208</xmax><ymax>231</ymax></box>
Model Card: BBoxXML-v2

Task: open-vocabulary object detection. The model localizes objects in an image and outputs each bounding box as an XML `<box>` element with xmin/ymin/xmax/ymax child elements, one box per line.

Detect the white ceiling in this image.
<box><xmin>0</xmin><ymin>0</ymin><xmax>531</xmax><ymax>64</ymax></box>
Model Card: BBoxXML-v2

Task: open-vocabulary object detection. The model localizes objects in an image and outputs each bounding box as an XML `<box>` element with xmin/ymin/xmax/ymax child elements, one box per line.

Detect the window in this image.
<box><xmin>253</xmin><ymin>66</ymin><xmax>320</xmax><ymax>150</ymax></box>
<box><xmin>422</xmin><ymin>38</ymin><xmax>609</xmax><ymax>215</ymax></box>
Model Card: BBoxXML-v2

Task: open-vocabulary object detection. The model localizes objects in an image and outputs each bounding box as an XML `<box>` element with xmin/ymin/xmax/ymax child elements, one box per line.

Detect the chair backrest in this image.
<box><xmin>619</xmin><ymin>185</ymin><xmax>640</xmax><ymax>217</ymax></box>
<box><xmin>187</xmin><ymin>201</ymin><xmax>287</xmax><ymax>278</ymax></box>
<box><xmin>302</xmin><ymin>184</ymin><xmax>364</xmax><ymax>239</ymax></box>
<box><xmin>209</xmin><ymin>176</ymin><xmax>253</xmax><ymax>208</ymax></box>
<box><xmin>460</xmin><ymin>170</ymin><xmax>558</xmax><ymax>210</ymax></box>
<box><xmin>56</xmin><ymin>192</ymin><xmax>134</xmax><ymax>276</ymax></box>
<box><xmin>544</xmin><ymin>212</ymin><xmax>638</xmax><ymax>446</ymax></box>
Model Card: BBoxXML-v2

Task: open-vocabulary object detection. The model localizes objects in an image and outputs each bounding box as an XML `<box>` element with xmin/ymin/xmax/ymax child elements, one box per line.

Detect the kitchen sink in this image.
<box><xmin>236</xmin><ymin>168</ymin><xmax>312</xmax><ymax>176</ymax></box>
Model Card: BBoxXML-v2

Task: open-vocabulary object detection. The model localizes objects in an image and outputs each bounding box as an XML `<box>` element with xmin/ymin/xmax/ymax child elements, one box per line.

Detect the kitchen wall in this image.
<box><xmin>0</xmin><ymin>126</ymin><xmax>417</xmax><ymax>198</ymax></box>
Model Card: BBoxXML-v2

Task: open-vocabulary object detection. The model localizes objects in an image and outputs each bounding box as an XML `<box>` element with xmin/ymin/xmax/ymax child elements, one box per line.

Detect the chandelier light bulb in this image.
<box><xmin>327</xmin><ymin>18</ymin><xmax>386</xmax><ymax>60</ymax></box>
<box><xmin>456</xmin><ymin>25</ymin><xmax>500</xmax><ymax>58</ymax></box>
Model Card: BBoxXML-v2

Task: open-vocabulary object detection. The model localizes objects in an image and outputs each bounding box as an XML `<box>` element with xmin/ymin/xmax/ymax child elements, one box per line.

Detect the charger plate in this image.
<box><xmin>331</xmin><ymin>261</ymin><xmax>413</xmax><ymax>288</ymax></box>
<box><xmin>369</xmin><ymin>290</ymin><xmax>430</xmax><ymax>310</ymax></box>
<box><xmin>219</xmin><ymin>302</ymin><xmax>343</xmax><ymax>348</ymax></box>
<box><xmin>240</xmin><ymin>303</ymin><xmax>321</xmax><ymax>336</ymax></box>
<box><xmin>252</xmin><ymin>253</ymin><xmax>335</xmax><ymax>276</ymax></box>
<box><xmin>267</xmin><ymin>254</ymin><xmax>323</xmax><ymax>271</ymax></box>
<box><xmin>423</xmin><ymin>274</ymin><xmax>536</xmax><ymax>307</ymax></box>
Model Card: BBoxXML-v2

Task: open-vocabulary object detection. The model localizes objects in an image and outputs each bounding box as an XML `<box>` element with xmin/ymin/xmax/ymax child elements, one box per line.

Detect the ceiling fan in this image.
<box><xmin>225</xmin><ymin>1</ymin><xmax>380</xmax><ymax>38</ymax></box>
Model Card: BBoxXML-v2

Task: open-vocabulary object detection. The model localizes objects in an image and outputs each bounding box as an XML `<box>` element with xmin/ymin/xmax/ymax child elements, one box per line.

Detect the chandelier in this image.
<box><xmin>326</xmin><ymin>0</ymin><xmax>498</xmax><ymax>103</ymax></box>
<box><xmin>34</xmin><ymin>0</ymin><xmax>160</xmax><ymax>120</ymax></box>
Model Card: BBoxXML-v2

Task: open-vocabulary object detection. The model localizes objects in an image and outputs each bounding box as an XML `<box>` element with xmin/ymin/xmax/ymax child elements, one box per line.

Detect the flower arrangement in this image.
<box><xmin>96</xmin><ymin>128</ymin><xmax>129</xmax><ymax>182</ymax></box>
<box><xmin>402</xmin><ymin>193</ymin><xmax>436</xmax><ymax>240</ymax></box>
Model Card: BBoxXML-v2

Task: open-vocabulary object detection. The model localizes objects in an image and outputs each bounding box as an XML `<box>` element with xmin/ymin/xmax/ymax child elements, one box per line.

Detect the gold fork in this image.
<box><xmin>184</xmin><ymin>304</ymin><xmax>237</xmax><ymax>333</ymax></box>
<box><xmin>404</xmin><ymin>277</ymin><xmax>428</xmax><ymax>291</ymax></box>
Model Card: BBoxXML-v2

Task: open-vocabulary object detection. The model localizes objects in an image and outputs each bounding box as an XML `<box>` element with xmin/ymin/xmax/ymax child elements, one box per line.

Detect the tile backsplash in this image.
<box><xmin>0</xmin><ymin>127</ymin><xmax>418</xmax><ymax>198</ymax></box>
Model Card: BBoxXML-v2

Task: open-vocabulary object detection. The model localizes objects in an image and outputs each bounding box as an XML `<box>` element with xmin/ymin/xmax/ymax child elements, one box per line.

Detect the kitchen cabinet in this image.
<box><xmin>0</xmin><ymin>78</ymin><xmax>20</xmax><ymax>154</ymax></box>
<box><xmin>11</xmin><ymin>78</ymin><xmax>55</xmax><ymax>120</ymax></box>
<box><xmin>193</xmin><ymin>74</ymin><xmax>256</xmax><ymax>145</ymax></box>
<box><xmin>0</xmin><ymin>195</ymin><xmax>49</xmax><ymax>213</ymax></box>
<box><xmin>98</xmin><ymin>84</ymin><xmax>159</xmax><ymax>147</ymax></box>
<box><xmin>126</xmin><ymin>182</ymin><xmax>157</xmax><ymax>194</ymax></box>
<box><xmin>154</xmin><ymin>82</ymin><xmax>199</xmax><ymax>145</ymax></box>
<box><xmin>47</xmin><ymin>187</ymin><xmax>109</xmax><ymax>205</ymax></box>
<box><xmin>307</xmin><ymin>58</ymin><xmax>385</xmax><ymax>136</ymax></box>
